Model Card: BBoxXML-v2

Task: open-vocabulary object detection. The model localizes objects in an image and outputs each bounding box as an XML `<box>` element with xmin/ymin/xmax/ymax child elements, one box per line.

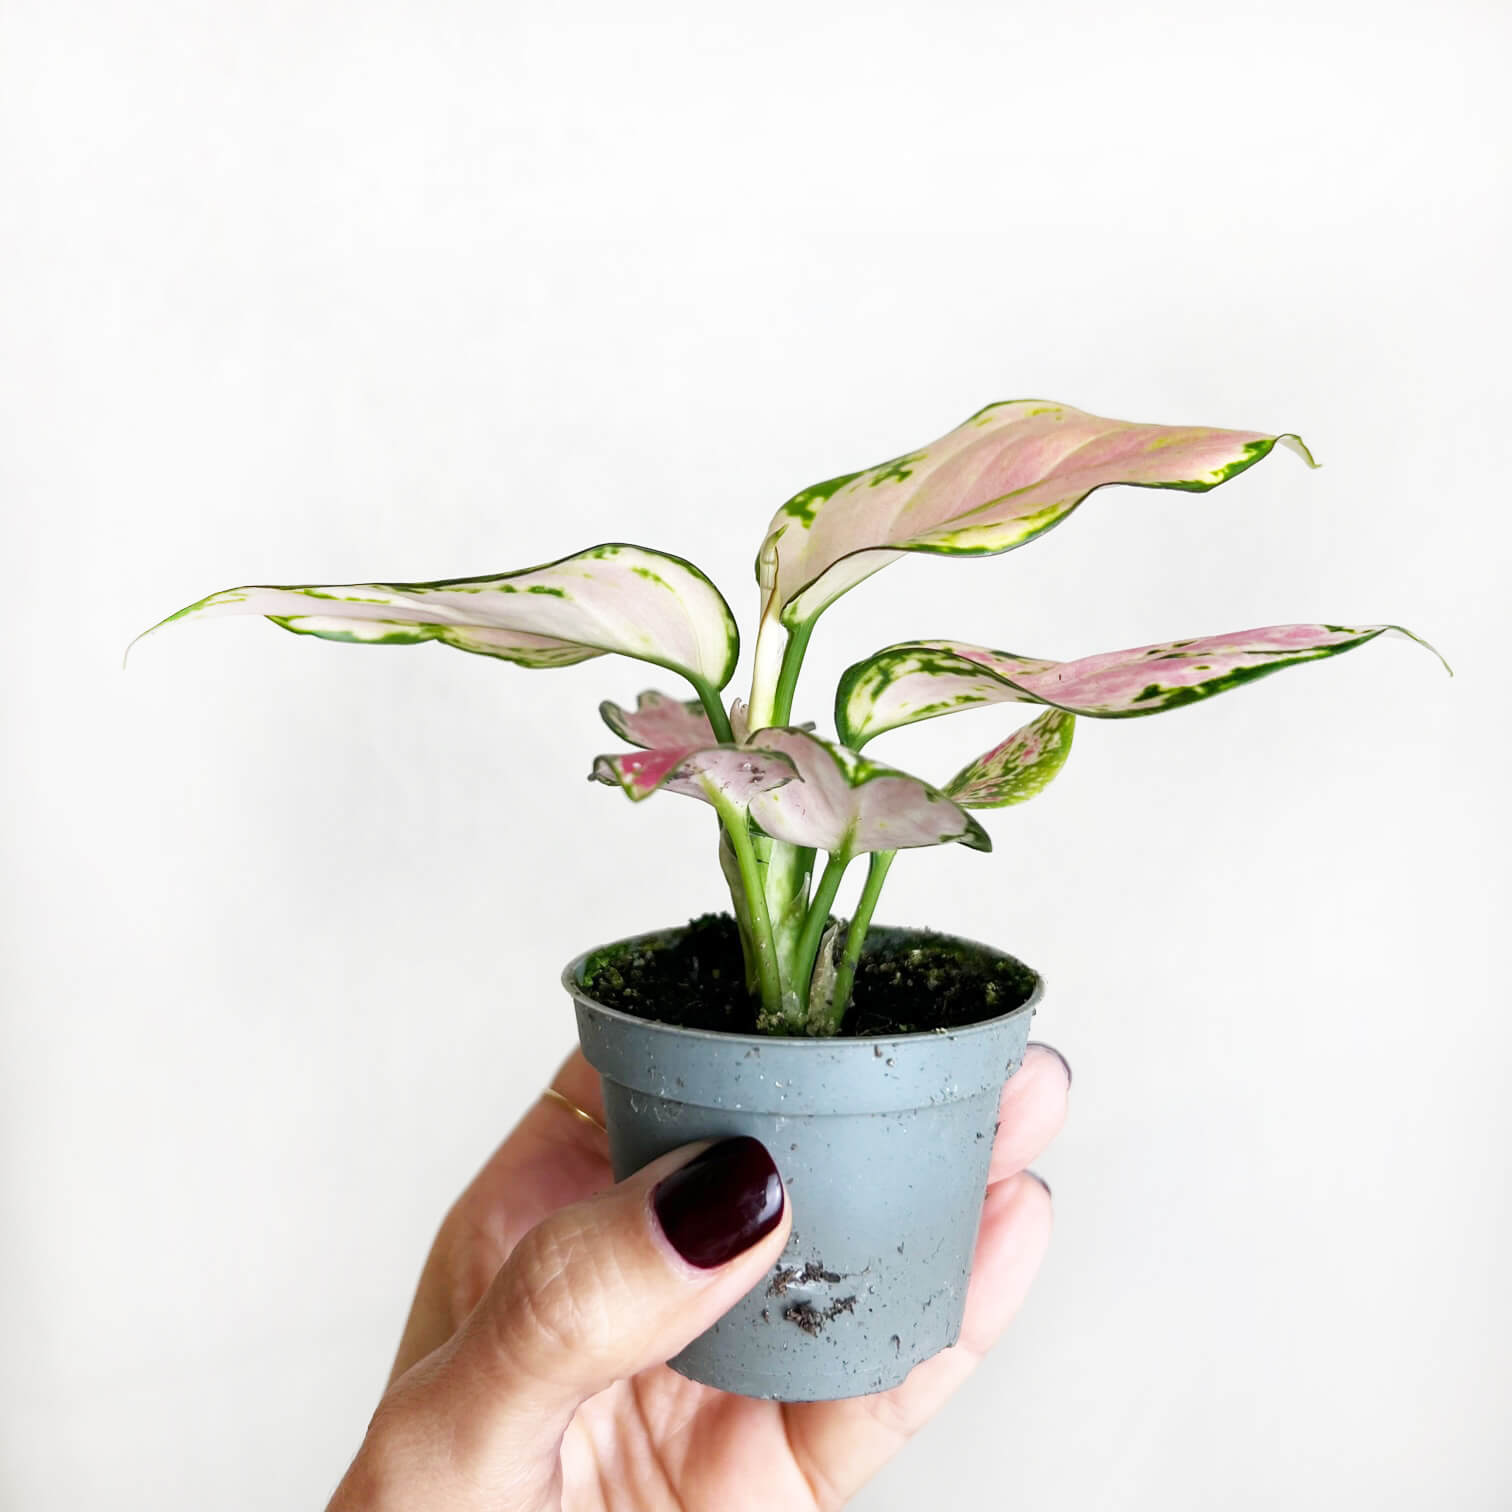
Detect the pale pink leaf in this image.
<box><xmin>596</xmin><ymin>691</ymin><xmax>771</xmax><ymax>750</ymax></box>
<box><xmin>589</xmin><ymin>744</ymin><xmax>798</xmax><ymax>805</ymax></box>
<box><xmin>134</xmin><ymin>544</ymin><xmax>740</xmax><ymax>689</ymax></box>
<box><xmin>837</xmin><ymin>624</ymin><xmax>1447</xmax><ymax>746</ymax></box>
<box><xmin>599</xmin><ymin>690</ymin><xmax>717</xmax><ymax>749</ymax></box>
<box><xmin>943</xmin><ymin>709</ymin><xmax>1076</xmax><ymax>809</ymax></box>
<box><xmin>758</xmin><ymin>401</ymin><xmax>1314</xmax><ymax>628</ymax></box>
<box><xmin>745</xmin><ymin>728</ymin><xmax>990</xmax><ymax>856</ymax></box>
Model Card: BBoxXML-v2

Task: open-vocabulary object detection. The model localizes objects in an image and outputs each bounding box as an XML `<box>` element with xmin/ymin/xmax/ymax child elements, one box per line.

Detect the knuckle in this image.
<box><xmin>441</xmin><ymin>1210</ymin><xmax>511</xmax><ymax>1331</ymax></box>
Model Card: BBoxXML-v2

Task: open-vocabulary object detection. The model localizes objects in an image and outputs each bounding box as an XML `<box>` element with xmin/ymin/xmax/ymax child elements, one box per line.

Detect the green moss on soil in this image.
<box><xmin>583</xmin><ymin>913</ymin><xmax>1038</xmax><ymax>1037</ymax></box>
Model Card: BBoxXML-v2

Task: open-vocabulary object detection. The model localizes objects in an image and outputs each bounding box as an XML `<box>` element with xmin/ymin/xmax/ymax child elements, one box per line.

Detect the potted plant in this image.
<box><xmin>135</xmin><ymin>398</ymin><xmax>1445</xmax><ymax>1403</ymax></box>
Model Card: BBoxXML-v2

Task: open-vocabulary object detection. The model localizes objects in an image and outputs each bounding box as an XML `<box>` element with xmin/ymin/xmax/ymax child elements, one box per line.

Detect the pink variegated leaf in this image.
<box><xmin>745</xmin><ymin>728</ymin><xmax>990</xmax><ymax>857</ymax></box>
<box><xmin>837</xmin><ymin>624</ymin><xmax>1447</xmax><ymax>747</ymax></box>
<box><xmin>589</xmin><ymin>744</ymin><xmax>798</xmax><ymax>805</ymax></box>
<box><xmin>597</xmin><ymin>691</ymin><xmax>781</xmax><ymax>749</ymax></box>
<box><xmin>134</xmin><ymin>544</ymin><xmax>740</xmax><ymax>691</ymax></box>
<box><xmin>758</xmin><ymin>401</ymin><xmax>1314</xmax><ymax>629</ymax></box>
<box><xmin>943</xmin><ymin>709</ymin><xmax>1076</xmax><ymax>809</ymax></box>
<box><xmin>600</xmin><ymin>690</ymin><xmax>718</xmax><ymax>749</ymax></box>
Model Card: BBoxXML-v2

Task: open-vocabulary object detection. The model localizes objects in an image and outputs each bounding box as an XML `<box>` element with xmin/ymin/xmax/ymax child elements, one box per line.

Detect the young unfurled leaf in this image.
<box><xmin>943</xmin><ymin>710</ymin><xmax>1076</xmax><ymax>809</ymax></box>
<box><xmin>745</xmin><ymin>728</ymin><xmax>990</xmax><ymax>856</ymax></box>
<box><xmin>727</xmin><ymin>699</ymin><xmax>752</xmax><ymax>744</ymax></box>
<box><xmin>837</xmin><ymin>624</ymin><xmax>1447</xmax><ymax>747</ymax></box>
<box><xmin>136</xmin><ymin>544</ymin><xmax>741</xmax><ymax>691</ymax></box>
<box><xmin>757</xmin><ymin>401</ymin><xmax>1314</xmax><ymax>630</ymax></box>
<box><xmin>589</xmin><ymin>744</ymin><xmax>797</xmax><ymax>804</ymax></box>
<box><xmin>804</xmin><ymin>920</ymin><xmax>844</xmax><ymax>1036</ymax></box>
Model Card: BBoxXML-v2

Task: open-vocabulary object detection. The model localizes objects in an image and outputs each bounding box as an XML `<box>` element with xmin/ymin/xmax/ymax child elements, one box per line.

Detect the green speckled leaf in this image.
<box><xmin>943</xmin><ymin>709</ymin><xmax>1076</xmax><ymax>809</ymax></box>
<box><xmin>135</xmin><ymin>544</ymin><xmax>741</xmax><ymax>689</ymax></box>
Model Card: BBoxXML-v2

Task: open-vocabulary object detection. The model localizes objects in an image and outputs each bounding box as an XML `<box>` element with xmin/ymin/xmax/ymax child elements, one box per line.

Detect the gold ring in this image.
<box><xmin>540</xmin><ymin>1086</ymin><xmax>607</xmax><ymax>1134</ymax></box>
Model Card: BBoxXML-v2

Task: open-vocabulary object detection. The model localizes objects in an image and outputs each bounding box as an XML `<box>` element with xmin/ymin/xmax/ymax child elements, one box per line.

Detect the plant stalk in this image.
<box><xmin>705</xmin><ymin>785</ymin><xmax>783</xmax><ymax>1022</ymax></box>
<box><xmin>717</xmin><ymin>827</ymin><xmax>759</xmax><ymax>998</ymax></box>
<box><xmin>745</xmin><ymin>610</ymin><xmax>786</xmax><ymax>731</ymax></box>
<box><xmin>823</xmin><ymin>849</ymin><xmax>895</xmax><ymax>1032</ymax></box>
<box><xmin>689</xmin><ymin>678</ymin><xmax>736</xmax><ymax>744</ymax></box>
<box><xmin>756</xmin><ymin>834</ymin><xmax>811</xmax><ymax>960</ymax></box>
<box><xmin>770</xmin><ymin>617</ymin><xmax>815</xmax><ymax>728</ymax></box>
<box><xmin>746</xmin><ymin>613</ymin><xmax>818</xmax><ymax>733</ymax></box>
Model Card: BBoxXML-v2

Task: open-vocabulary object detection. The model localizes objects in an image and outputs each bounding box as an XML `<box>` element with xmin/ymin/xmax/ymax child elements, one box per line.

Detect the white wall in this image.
<box><xmin>2</xmin><ymin>1</ymin><xmax>1507</xmax><ymax>1506</ymax></box>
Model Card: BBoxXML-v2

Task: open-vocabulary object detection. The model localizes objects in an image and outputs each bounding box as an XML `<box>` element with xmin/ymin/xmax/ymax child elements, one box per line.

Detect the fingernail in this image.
<box><xmin>1027</xmin><ymin>1170</ymin><xmax>1052</xmax><ymax>1199</ymax></box>
<box><xmin>1030</xmin><ymin>1041</ymin><xmax>1072</xmax><ymax>1090</ymax></box>
<box><xmin>652</xmin><ymin>1137</ymin><xmax>785</xmax><ymax>1269</ymax></box>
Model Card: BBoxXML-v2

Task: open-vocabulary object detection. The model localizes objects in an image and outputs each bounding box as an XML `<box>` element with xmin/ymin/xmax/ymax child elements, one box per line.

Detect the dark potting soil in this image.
<box><xmin>582</xmin><ymin>913</ymin><xmax>1038</xmax><ymax>1037</ymax></box>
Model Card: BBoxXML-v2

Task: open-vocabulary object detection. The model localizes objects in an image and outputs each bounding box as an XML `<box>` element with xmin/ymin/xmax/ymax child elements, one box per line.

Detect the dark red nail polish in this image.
<box><xmin>652</xmin><ymin>1136</ymin><xmax>784</xmax><ymax>1269</ymax></box>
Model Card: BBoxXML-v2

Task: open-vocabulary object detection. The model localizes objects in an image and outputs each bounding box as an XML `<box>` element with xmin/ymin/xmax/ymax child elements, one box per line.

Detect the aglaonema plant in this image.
<box><xmin>135</xmin><ymin>400</ymin><xmax>1446</xmax><ymax>1035</ymax></box>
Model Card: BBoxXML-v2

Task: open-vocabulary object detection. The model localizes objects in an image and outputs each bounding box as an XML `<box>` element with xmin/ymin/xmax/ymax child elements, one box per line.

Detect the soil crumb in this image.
<box><xmin>768</xmin><ymin>1261</ymin><xmax>845</xmax><ymax>1297</ymax></box>
<box><xmin>784</xmin><ymin>1297</ymin><xmax>857</xmax><ymax>1335</ymax></box>
<box><xmin>583</xmin><ymin>913</ymin><xmax>1038</xmax><ymax>1037</ymax></box>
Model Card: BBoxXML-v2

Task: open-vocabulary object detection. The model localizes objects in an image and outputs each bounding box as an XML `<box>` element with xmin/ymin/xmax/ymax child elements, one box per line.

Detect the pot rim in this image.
<box><xmin>563</xmin><ymin>921</ymin><xmax>1044</xmax><ymax>1050</ymax></box>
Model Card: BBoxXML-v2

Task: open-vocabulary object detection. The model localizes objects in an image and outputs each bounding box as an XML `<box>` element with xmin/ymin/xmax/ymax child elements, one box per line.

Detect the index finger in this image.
<box><xmin>389</xmin><ymin>1050</ymin><xmax>612</xmax><ymax>1382</ymax></box>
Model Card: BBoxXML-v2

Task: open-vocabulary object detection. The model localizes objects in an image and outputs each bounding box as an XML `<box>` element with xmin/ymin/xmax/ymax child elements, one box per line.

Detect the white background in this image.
<box><xmin>3</xmin><ymin>1</ymin><xmax>1508</xmax><ymax>1507</ymax></box>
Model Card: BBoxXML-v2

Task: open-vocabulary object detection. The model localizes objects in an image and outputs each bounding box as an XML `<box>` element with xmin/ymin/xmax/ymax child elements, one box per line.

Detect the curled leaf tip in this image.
<box><xmin>960</xmin><ymin>815</ymin><xmax>993</xmax><ymax>852</ymax></box>
<box><xmin>1277</xmin><ymin>432</ymin><xmax>1320</xmax><ymax>469</ymax></box>
<box><xmin>1390</xmin><ymin>625</ymin><xmax>1452</xmax><ymax>677</ymax></box>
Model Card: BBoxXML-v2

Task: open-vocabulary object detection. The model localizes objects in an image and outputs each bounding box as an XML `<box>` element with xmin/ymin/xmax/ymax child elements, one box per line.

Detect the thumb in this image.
<box><xmin>354</xmin><ymin>1137</ymin><xmax>788</xmax><ymax>1503</ymax></box>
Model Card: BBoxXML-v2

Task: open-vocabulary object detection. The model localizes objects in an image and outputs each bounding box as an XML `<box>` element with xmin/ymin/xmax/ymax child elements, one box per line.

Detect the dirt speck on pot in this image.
<box><xmin>784</xmin><ymin>1296</ymin><xmax>857</xmax><ymax>1335</ymax></box>
<box><xmin>768</xmin><ymin>1260</ymin><xmax>845</xmax><ymax>1297</ymax></box>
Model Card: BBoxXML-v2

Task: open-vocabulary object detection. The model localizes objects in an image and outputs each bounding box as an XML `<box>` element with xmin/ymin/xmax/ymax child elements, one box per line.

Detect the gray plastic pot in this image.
<box><xmin>565</xmin><ymin>924</ymin><xmax>1042</xmax><ymax>1402</ymax></box>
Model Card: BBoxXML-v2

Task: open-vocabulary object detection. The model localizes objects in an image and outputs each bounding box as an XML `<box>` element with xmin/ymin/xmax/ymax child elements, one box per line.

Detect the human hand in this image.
<box><xmin>328</xmin><ymin>1045</ymin><xmax>1070</xmax><ymax>1511</ymax></box>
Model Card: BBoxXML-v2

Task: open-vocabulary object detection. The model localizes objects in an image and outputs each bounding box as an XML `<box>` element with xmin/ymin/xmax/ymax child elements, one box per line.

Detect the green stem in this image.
<box><xmin>690</xmin><ymin>678</ymin><xmax>735</xmax><ymax>744</ymax></box>
<box><xmin>717</xmin><ymin>826</ymin><xmax>759</xmax><ymax>998</ymax></box>
<box><xmin>770</xmin><ymin>618</ymin><xmax>815</xmax><ymax>728</ymax></box>
<box><xmin>824</xmin><ymin>849</ymin><xmax>895</xmax><ymax>1032</ymax></box>
<box><xmin>793</xmin><ymin>848</ymin><xmax>852</xmax><ymax>1012</ymax></box>
<box><xmin>705</xmin><ymin>786</ymin><xmax>784</xmax><ymax>1021</ymax></box>
<box><xmin>752</xmin><ymin>833</ymin><xmax>812</xmax><ymax>1007</ymax></box>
